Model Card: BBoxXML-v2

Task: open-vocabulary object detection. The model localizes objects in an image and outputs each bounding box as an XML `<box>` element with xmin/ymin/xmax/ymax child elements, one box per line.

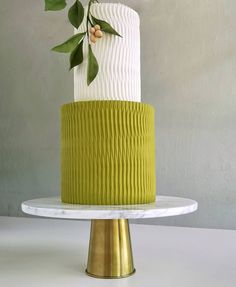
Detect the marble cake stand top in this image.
<box><xmin>22</xmin><ymin>196</ymin><xmax>198</xmax><ymax>219</ymax></box>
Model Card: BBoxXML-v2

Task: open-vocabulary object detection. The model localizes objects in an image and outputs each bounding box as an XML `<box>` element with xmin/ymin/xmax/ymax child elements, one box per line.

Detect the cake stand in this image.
<box><xmin>21</xmin><ymin>196</ymin><xmax>198</xmax><ymax>279</ymax></box>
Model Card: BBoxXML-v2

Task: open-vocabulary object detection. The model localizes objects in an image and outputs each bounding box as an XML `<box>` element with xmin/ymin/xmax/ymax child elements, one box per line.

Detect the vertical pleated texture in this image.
<box><xmin>74</xmin><ymin>4</ymin><xmax>141</xmax><ymax>102</ymax></box>
<box><xmin>61</xmin><ymin>101</ymin><xmax>156</xmax><ymax>205</ymax></box>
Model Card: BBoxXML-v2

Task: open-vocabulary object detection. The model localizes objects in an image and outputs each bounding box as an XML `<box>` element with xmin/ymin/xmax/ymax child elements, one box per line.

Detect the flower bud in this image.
<box><xmin>95</xmin><ymin>30</ymin><xmax>103</xmax><ymax>38</ymax></box>
<box><xmin>90</xmin><ymin>34</ymin><xmax>97</xmax><ymax>43</ymax></box>
<box><xmin>94</xmin><ymin>24</ymin><xmax>101</xmax><ymax>31</ymax></box>
<box><xmin>90</xmin><ymin>27</ymin><xmax>96</xmax><ymax>34</ymax></box>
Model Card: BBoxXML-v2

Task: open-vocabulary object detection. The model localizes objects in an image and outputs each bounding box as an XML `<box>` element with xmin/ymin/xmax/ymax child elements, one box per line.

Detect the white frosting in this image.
<box><xmin>74</xmin><ymin>3</ymin><xmax>141</xmax><ymax>102</ymax></box>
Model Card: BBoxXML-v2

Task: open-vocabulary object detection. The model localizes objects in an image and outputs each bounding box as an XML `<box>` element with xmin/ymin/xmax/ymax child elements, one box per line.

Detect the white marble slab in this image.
<box><xmin>21</xmin><ymin>196</ymin><xmax>198</xmax><ymax>219</ymax></box>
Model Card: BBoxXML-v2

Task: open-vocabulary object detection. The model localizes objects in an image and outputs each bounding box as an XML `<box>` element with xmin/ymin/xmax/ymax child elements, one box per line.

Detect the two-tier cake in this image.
<box><xmin>61</xmin><ymin>3</ymin><xmax>156</xmax><ymax>205</ymax></box>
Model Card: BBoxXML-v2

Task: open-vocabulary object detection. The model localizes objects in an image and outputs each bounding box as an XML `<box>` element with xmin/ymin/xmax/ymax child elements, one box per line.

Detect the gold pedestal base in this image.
<box><xmin>86</xmin><ymin>219</ymin><xmax>135</xmax><ymax>279</ymax></box>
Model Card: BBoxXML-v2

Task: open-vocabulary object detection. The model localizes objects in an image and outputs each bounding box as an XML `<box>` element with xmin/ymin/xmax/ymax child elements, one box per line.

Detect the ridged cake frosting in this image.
<box><xmin>60</xmin><ymin>3</ymin><xmax>156</xmax><ymax>205</ymax></box>
<box><xmin>74</xmin><ymin>3</ymin><xmax>141</xmax><ymax>102</ymax></box>
<box><xmin>61</xmin><ymin>101</ymin><xmax>156</xmax><ymax>205</ymax></box>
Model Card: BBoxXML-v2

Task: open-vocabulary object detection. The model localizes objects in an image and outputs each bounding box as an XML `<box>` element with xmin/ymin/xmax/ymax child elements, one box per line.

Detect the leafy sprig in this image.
<box><xmin>45</xmin><ymin>0</ymin><xmax>121</xmax><ymax>85</ymax></box>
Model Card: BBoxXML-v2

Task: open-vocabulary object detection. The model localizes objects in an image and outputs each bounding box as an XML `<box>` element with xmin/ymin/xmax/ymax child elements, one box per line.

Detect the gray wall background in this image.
<box><xmin>0</xmin><ymin>0</ymin><xmax>236</xmax><ymax>229</ymax></box>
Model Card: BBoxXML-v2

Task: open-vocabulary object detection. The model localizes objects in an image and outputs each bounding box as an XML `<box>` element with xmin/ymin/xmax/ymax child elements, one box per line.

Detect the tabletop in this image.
<box><xmin>0</xmin><ymin>216</ymin><xmax>236</xmax><ymax>287</ymax></box>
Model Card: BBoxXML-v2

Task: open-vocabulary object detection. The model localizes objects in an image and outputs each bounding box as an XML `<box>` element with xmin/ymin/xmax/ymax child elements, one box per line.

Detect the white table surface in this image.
<box><xmin>0</xmin><ymin>216</ymin><xmax>236</xmax><ymax>287</ymax></box>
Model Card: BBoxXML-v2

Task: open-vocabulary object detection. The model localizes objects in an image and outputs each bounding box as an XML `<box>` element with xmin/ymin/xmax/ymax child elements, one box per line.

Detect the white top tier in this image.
<box><xmin>74</xmin><ymin>3</ymin><xmax>141</xmax><ymax>102</ymax></box>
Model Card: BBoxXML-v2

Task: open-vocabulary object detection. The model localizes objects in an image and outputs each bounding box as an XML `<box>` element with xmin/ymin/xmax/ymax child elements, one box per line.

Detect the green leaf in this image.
<box><xmin>68</xmin><ymin>0</ymin><xmax>84</xmax><ymax>29</ymax></box>
<box><xmin>91</xmin><ymin>15</ymin><xmax>121</xmax><ymax>37</ymax></box>
<box><xmin>45</xmin><ymin>0</ymin><xmax>67</xmax><ymax>11</ymax></box>
<box><xmin>70</xmin><ymin>40</ymin><xmax>84</xmax><ymax>70</ymax></box>
<box><xmin>87</xmin><ymin>44</ymin><xmax>99</xmax><ymax>86</ymax></box>
<box><xmin>51</xmin><ymin>32</ymin><xmax>85</xmax><ymax>53</ymax></box>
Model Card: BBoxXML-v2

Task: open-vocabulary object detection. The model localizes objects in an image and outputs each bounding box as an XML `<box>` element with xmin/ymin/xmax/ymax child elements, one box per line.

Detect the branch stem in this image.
<box><xmin>86</xmin><ymin>0</ymin><xmax>93</xmax><ymax>41</ymax></box>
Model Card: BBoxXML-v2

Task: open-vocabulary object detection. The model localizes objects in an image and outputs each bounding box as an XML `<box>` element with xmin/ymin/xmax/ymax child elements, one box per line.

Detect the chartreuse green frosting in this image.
<box><xmin>61</xmin><ymin>101</ymin><xmax>156</xmax><ymax>205</ymax></box>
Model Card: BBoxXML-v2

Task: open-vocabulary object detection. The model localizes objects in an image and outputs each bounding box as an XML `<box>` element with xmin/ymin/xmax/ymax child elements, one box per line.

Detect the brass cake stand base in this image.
<box><xmin>86</xmin><ymin>219</ymin><xmax>135</xmax><ymax>279</ymax></box>
<box><xmin>21</xmin><ymin>196</ymin><xmax>198</xmax><ymax>279</ymax></box>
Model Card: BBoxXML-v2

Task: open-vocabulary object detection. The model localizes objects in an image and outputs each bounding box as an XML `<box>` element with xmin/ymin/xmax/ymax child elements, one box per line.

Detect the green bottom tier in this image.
<box><xmin>61</xmin><ymin>101</ymin><xmax>156</xmax><ymax>205</ymax></box>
